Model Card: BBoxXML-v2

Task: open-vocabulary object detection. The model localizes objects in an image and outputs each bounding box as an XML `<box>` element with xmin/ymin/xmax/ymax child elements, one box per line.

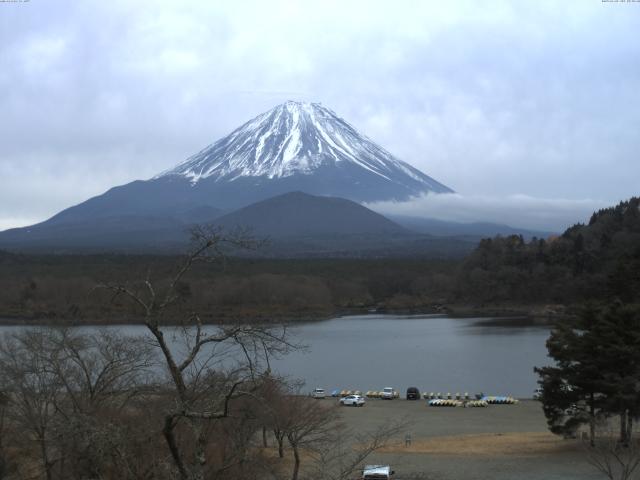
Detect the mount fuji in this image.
<box><xmin>44</xmin><ymin>101</ymin><xmax>451</xmax><ymax>222</ymax></box>
<box><xmin>0</xmin><ymin>101</ymin><xmax>457</xmax><ymax>253</ymax></box>
<box><xmin>156</xmin><ymin>100</ymin><xmax>452</xmax><ymax>201</ymax></box>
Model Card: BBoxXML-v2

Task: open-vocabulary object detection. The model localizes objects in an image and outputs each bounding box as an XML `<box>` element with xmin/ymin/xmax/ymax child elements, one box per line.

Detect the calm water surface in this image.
<box><xmin>0</xmin><ymin>314</ymin><xmax>552</xmax><ymax>397</ymax></box>
<box><xmin>273</xmin><ymin>314</ymin><xmax>552</xmax><ymax>398</ymax></box>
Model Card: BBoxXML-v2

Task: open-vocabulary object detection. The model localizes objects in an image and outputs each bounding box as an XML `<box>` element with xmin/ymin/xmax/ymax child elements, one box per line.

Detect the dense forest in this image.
<box><xmin>0</xmin><ymin>197</ymin><xmax>638</xmax><ymax>324</ymax></box>
<box><xmin>457</xmin><ymin>197</ymin><xmax>640</xmax><ymax>306</ymax></box>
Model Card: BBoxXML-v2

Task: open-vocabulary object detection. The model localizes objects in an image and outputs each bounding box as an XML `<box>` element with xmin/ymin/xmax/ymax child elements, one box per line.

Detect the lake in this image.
<box><xmin>0</xmin><ymin>314</ymin><xmax>552</xmax><ymax>398</ymax></box>
<box><xmin>274</xmin><ymin>314</ymin><xmax>552</xmax><ymax>398</ymax></box>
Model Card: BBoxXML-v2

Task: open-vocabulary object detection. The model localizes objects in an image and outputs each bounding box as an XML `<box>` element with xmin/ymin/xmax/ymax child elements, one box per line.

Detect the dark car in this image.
<box><xmin>406</xmin><ymin>387</ymin><xmax>420</xmax><ymax>400</ymax></box>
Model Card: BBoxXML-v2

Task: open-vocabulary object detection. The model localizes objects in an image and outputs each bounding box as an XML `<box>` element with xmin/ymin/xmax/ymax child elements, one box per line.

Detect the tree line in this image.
<box><xmin>2</xmin><ymin>198</ymin><xmax>638</xmax><ymax>323</ymax></box>
<box><xmin>0</xmin><ymin>255</ymin><xmax>456</xmax><ymax>323</ymax></box>
<box><xmin>456</xmin><ymin>197</ymin><xmax>640</xmax><ymax>306</ymax></box>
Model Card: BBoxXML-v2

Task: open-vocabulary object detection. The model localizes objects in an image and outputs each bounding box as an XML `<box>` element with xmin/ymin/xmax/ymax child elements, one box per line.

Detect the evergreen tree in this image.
<box><xmin>535</xmin><ymin>303</ymin><xmax>640</xmax><ymax>445</ymax></box>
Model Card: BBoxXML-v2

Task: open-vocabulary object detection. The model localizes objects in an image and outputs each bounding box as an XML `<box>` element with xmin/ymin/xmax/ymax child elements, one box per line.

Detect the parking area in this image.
<box><xmin>332</xmin><ymin>398</ymin><xmax>600</xmax><ymax>480</ymax></box>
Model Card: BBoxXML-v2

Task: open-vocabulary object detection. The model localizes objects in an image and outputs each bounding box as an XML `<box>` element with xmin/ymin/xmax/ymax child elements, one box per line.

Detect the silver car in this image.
<box><xmin>340</xmin><ymin>394</ymin><xmax>365</xmax><ymax>407</ymax></box>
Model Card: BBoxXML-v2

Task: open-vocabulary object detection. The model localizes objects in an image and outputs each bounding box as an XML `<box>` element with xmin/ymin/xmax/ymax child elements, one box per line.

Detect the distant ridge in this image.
<box><xmin>0</xmin><ymin>191</ymin><xmax>479</xmax><ymax>258</ymax></box>
<box><xmin>388</xmin><ymin>215</ymin><xmax>557</xmax><ymax>240</ymax></box>
<box><xmin>213</xmin><ymin>191</ymin><xmax>408</xmax><ymax>237</ymax></box>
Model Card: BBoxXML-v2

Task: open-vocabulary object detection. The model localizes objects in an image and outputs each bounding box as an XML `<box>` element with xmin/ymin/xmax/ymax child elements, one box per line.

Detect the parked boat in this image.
<box><xmin>482</xmin><ymin>395</ymin><xmax>518</xmax><ymax>404</ymax></box>
<box><xmin>428</xmin><ymin>399</ymin><xmax>463</xmax><ymax>407</ymax></box>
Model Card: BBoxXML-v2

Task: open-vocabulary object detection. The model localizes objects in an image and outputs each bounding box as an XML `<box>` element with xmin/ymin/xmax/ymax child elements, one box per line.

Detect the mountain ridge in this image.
<box><xmin>0</xmin><ymin>101</ymin><xmax>461</xmax><ymax>254</ymax></box>
<box><xmin>0</xmin><ymin>192</ymin><xmax>477</xmax><ymax>258</ymax></box>
<box><xmin>18</xmin><ymin>101</ymin><xmax>453</xmax><ymax>231</ymax></box>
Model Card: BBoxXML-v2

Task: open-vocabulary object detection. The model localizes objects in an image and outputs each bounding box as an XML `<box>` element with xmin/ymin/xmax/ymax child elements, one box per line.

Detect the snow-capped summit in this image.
<box><xmin>157</xmin><ymin>101</ymin><xmax>452</xmax><ymax>195</ymax></box>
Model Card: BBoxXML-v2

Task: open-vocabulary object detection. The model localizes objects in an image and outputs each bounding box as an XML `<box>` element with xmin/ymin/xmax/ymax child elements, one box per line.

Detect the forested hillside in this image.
<box><xmin>1</xmin><ymin>198</ymin><xmax>637</xmax><ymax>323</ymax></box>
<box><xmin>456</xmin><ymin>197</ymin><xmax>640</xmax><ymax>305</ymax></box>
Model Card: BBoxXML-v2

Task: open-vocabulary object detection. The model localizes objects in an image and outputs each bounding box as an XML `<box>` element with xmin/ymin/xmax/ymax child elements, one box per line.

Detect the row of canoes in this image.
<box><xmin>330</xmin><ymin>390</ymin><xmax>401</xmax><ymax>398</ymax></box>
<box><xmin>428</xmin><ymin>399</ymin><xmax>489</xmax><ymax>407</ymax></box>
<box><xmin>330</xmin><ymin>390</ymin><xmax>518</xmax><ymax>403</ymax></box>
<box><xmin>481</xmin><ymin>396</ymin><xmax>519</xmax><ymax>404</ymax></box>
<box><xmin>422</xmin><ymin>392</ymin><xmax>474</xmax><ymax>400</ymax></box>
<box><xmin>423</xmin><ymin>393</ymin><xmax>518</xmax><ymax>403</ymax></box>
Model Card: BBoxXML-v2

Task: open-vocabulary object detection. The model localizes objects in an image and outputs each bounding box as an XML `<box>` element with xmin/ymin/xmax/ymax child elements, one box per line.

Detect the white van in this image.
<box><xmin>381</xmin><ymin>387</ymin><xmax>395</xmax><ymax>400</ymax></box>
<box><xmin>363</xmin><ymin>465</ymin><xmax>394</xmax><ymax>479</ymax></box>
<box><xmin>311</xmin><ymin>388</ymin><xmax>325</xmax><ymax>399</ymax></box>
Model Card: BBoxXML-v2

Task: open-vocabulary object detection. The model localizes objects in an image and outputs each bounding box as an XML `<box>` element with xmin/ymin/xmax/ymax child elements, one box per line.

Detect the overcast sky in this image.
<box><xmin>1</xmin><ymin>0</ymin><xmax>638</xmax><ymax>231</ymax></box>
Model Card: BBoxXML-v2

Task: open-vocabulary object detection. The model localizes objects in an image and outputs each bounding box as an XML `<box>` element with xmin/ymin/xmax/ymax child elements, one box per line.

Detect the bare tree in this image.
<box><xmin>0</xmin><ymin>328</ymin><xmax>159</xmax><ymax>480</ymax></box>
<box><xmin>0</xmin><ymin>390</ymin><xmax>13</xmax><ymax>479</ymax></box>
<box><xmin>256</xmin><ymin>375</ymin><xmax>298</xmax><ymax>459</ymax></box>
<box><xmin>0</xmin><ymin>330</ymin><xmax>62</xmax><ymax>480</ymax></box>
<box><xmin>45</xmin><ymin>329</ymin><xmax>156</xmax><ymax>479</ymax></box>
<box><xmin>282</xmin><ymin>395</ymin><xmax>340</xmax><ymax>480</ymax></box>
<box><xmin>585</xmin><ymin>427</ymin><xmax>640</xmax><ymax>480</ymax></box>
<box><xmin>43</xmin><ymin>328</ymin><xmax>155</xmax><ymax>414</ymax></box>
<box><xmin>306</xmin><ymin>419</ymin><xmax>409</xmax><ymax>480</ymax></box>
<box><xmin>96</xmin><ymin>226</ymin><xmax>296</xmax><ymax>480</ymax></box>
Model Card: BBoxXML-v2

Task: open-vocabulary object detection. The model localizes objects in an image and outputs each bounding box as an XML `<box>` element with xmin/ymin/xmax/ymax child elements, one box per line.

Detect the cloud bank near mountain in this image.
<box><xmin>367</xmin><ymin>194</ymin><xmax>609</xmax><ymax>232</ymax></box>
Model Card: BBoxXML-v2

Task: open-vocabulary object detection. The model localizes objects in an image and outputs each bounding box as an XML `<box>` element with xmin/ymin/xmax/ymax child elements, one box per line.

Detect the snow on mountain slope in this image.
<box><xmin>157</xmin><ymin>101</ymin><xmax>452</xmax><ymax>194</ymax></box>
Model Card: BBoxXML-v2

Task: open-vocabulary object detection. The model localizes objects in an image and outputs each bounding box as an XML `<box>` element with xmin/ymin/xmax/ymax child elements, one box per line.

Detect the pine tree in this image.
<box><xmin>535</xmin><ymin>304</ymin><xmax>640</xmax><ymax>445</ymax></box>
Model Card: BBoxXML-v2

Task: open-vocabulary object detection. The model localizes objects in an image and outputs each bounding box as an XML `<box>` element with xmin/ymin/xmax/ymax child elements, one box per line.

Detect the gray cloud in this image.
<box><xmin>0</xmin><ymin>0</ymin><xmax>638</xmax><ymax>229</ymax></box>
<box><xmin>366</xmin><ymin>193</ymin><xmax>610</xmax><ymax>232</ymax></box>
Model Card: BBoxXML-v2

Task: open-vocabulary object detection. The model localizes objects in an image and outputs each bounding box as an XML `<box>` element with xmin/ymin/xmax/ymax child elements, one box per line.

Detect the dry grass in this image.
<box><xmin>380</xmin><ymin>432</ymin><xmax>580</xmax><ymax>456</ymax></box>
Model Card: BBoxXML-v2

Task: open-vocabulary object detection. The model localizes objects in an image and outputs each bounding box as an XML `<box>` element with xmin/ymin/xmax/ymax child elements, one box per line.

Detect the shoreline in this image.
<box><xmin>0</xmin><ymin>302</ymin><xmax>570</xmax><ymax>327</ymax></box>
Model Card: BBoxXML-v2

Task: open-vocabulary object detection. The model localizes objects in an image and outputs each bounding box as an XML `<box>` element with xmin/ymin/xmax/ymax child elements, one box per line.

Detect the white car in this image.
<box><xmin>340</xmin><ymin>394</ymin><xmax>365</xmax><ymax>407</ymax></box>
<box><xmin>363</xmin><ymin>465</ymin><xmax>394</xmax><ymax>479</ymax></box>
<box><xmin>311</xmin><ymin>388</ymin><xmax>325</xmax><ymax>399</ymax></box>
<box><xmin>381</xmin><ymin>387</ymin><xmax>395</xmax><ymax>400</ymax></box>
